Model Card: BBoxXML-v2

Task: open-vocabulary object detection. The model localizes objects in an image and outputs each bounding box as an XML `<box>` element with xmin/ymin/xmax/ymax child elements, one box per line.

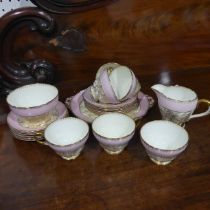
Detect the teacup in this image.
<box><xmin>7</xmin><ymin>83</ymin><xmax>59</xmax><ymax>117</ymax></box>
<box><xmin>44</xmin><ymin>117</ymin><xmax>89</xmax><ymax>160</ymax></box>
<box><xmin>91</xmin><ymin>63</ymin><xmax>140</xmax><ymax>104</ymax></box>
<box><xmin>140</xmin><ymin>120</ymin><xmax>189</xmax><ymax>165</ymax></box>
<box><xmin>92</xmin><ymin>113</ymin><xmax>135</xmax><ymax>155</ymax></box>
<box><xmin>152</xmin><ymin>84</ymin><xmax>210</xmax><ymax>126</ymax></box>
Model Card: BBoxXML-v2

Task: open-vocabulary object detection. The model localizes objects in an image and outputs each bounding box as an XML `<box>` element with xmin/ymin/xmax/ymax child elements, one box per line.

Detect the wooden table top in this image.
<box><xmin>0</xmin><ymin>0</ymin><xmax>210</xmax><ymax>209</ymax></box>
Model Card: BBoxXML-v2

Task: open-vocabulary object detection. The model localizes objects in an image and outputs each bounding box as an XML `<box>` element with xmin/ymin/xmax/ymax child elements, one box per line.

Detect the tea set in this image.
<box><xmin>6</xmin><ymin>62</ymin><xmax>210</xmax><ymax>165</ymax></box>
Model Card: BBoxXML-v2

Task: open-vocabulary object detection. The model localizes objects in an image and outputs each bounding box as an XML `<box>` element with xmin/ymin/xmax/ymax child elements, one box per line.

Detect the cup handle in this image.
<box><xmin>36</xmin><ymin>139</ymin><xmax>48</xmax><ymax>145</ymax></box>
<box><xmin>35</xmin><ymin>132</ymin><xmax>48</xmax><ymax>146</ymax></box>
<box><xmin>136</xmin><ymin>92</ymin><xmax>154</xmax><ymax>118</ymax></box>
<box><xmin>190</xmin><ymin>99</ymin><xmax>210</xmax><ymax>119</ymax></box>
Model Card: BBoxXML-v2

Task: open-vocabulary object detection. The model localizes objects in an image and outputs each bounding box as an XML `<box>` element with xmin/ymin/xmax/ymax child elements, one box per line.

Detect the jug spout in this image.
<box><xmin>151</xmin><ymin>84</ymin><xmax>166</xmax><ymax>95</ymax></box>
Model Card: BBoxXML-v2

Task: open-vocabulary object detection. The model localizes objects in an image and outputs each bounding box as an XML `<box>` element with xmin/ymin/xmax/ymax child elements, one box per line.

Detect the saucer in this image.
<box><xmin>66</xmin><ymin>90</ymin><xmax>154</xmax><ymax>123</ymax></box>
<box><xmin>7</xmin><ymin>101</ymin><xmax>68</xmax><ymax>141</ymax></box>
<box><xmin>83</xmin><ymin>87</ymin><xmax>139</xmax><ymax>114</ymax></box>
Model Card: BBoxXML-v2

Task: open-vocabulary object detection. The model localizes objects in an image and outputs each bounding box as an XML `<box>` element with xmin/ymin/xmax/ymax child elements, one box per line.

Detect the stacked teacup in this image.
<box><xmin>82</xmin><ymin>63</ymin><xmax>152</xmax><ymax>120</ymax></box>
<box><xmin>7</xmin><ymin>83</ymin><xmax>68</xmax><ymax>142</ymax></box>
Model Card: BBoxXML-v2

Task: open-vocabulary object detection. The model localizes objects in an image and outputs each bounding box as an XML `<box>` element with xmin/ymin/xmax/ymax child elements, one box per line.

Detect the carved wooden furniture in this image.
<box><xmin>0</xmin><ymin>8</ymin><xmax>55</xmax><ymax>95</ymax></box>
<box><xmin>31</xmin><ymin>0</ymin><xmax>116</xmax><ymax>13</ymax></box>
<box><xmin>0</xmin><ymin>0</ymin><xmax>210</xmax><ymax>209</ymax></box>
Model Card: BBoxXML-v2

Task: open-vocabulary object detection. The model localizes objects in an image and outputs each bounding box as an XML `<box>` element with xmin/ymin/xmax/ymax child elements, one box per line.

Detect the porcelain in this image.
<box><xmin>91</xmin><ymin>63</ymin><xmax>120</xmax><ymax>103</ymax></box>
<box><xmin>152</xmin><ymin>84</ymin><xmax>210</xmax><ymax>125</ymax></box>
<box><xmin>92</xmin><ymin>113</ymin><xmax>135</xmax><ymax>154</ymax></box>
<box><xmin>109</xmin><ymin>65</ymin><xmax>141</xmax><ymax>101</ymax></box>
<box><xmin>66</xmin><ymin>89</ymin><xmax>153</xmax><ymax>123</ymax></box>
<box><xmin>95</xmin><ymin>62</ymin><xmax>120</xmax><ymax>81</ymax></box>
<box><xmin>7</xmin><ymin>101</ymin><xmax>68</xmax><ymax>141</ymax></box>
<box><xmin>7</xmin><ymin>83</ymin><xmax>59</xmax><ymax>117</ymax></box>
<box><xmin>99</xmin><ymin>69</ymin><xmax>119</xmax><ymax>103</ymax></box>
<box><xmin>83</xmin><ymin>87</ymin><xmax>139</xmax><ymax>114</ymax></box>
<box><xmin>109</xmin><ymin>65</ymin><xmax>133</xmax><ymax>100</ymax></box>
<box><xmin>44</xmin><ymin>117</ymin><xmax>89</xmax><ymax>160</ymax></box>
<box><xmin>124</xmin><ymin>71</ymin><xmax>141</xmax><ymax>99</ymax></box>
<box><xmin>140</xmin><ymin>120</ymin><xmax>189</xmax><ymax>165</ymax></box>
<box><xmin>90</xmin><ymin>63</ymin><xmax>141</xmax><ymax>104</ymax></box>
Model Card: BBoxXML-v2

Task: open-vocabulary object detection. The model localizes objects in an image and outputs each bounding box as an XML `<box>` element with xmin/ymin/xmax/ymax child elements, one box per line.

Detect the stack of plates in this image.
<box><xmin>7</xmin><ymin>102</ymin><xmax>68</xmax><ymax>142</ymax></box>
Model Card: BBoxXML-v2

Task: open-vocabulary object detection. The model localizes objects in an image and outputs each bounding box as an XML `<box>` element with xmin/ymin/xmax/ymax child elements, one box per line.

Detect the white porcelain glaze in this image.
<box><xmin>7</xmin><ymin>83</ymin><xmax>59</xmax><ymax>117</ymax></box>
<box><xmin>109</xmin><ymin>66</ymin><xmax>133</xmax><ymax>100</ymax></box>
<box><xmin>92</xmin><ymin>112</ymin><xmax>135</xmax><ymax>139</ymax></box>
<box><xmin>152</xmin><ymin>84</ymin><xmax>197</xmax><ymax>102</ymax></box>
<box><xmin>7</xmin><ymin>83</ymin><xmax>58</xmax><ymax>108</ymax></box>
<box><xmin>44</xmin><ymin>117</ymin><xmax>89</xmax><ymax>160</ymax></box>
<box><xmin>140</xmin><ymin>120</ymin><xmax>189</xmax><ymax>165</ymax></box>
<box><xmin>141</xmin><ymin>120</ymin><xmax>188</xmax><ymax>150</ymax></box>
<box><xmin>92</xmin><ymin>113</ymin><xmax>135</xmax><ymax>154</ymax></box>
<box><xmin>45</xmin><ymin>117</ymin><xmax>89</xmax><ymax>146</ymax></box>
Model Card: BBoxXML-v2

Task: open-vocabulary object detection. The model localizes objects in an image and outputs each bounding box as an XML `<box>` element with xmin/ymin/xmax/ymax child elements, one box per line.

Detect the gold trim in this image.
<box><xmin>84</xmin><ymin>101</ymin><xmax>139</xmax><ymax>115</ymax></box>
<box><xmin>198</xmin><ymin>99</ymin><xmax>210</xmax><ymax>106</ymax></box>
<box><xmin>152</xmin><ymin>86</ymin><xmax>198</xmax><ymax>103</ymax></box>
<box><xmin>150</xmin><ymin>158</ymin><xmax>172</xmax><ymax>165</ymax></box>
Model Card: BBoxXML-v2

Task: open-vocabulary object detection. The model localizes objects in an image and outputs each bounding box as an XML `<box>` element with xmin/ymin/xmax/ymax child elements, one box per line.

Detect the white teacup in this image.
<box><xmin>7</xmin><ymin>83</ymin><xmax>59</xmax><ymax>117</ymax></box>
<box><xmin>140</xmin><ymin>120</ymin><xmax>189</xmax><ymax>165</ymax></box>
<box><xmin>92</xmin><ymin>113</ymin><xmax>135</xmax><ymax>155</ymax></box>
<box><xmin>44</xmin><ymin>117</ymin><xmax>89</xmax><ymax>160</ymax></box>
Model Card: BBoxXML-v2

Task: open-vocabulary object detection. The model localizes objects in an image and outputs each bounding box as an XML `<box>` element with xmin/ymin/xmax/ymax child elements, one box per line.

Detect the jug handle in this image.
<box><xmin>190</xmin><ymin>99</ymin><xmax>210</xmax><ymax>119</ymax></box>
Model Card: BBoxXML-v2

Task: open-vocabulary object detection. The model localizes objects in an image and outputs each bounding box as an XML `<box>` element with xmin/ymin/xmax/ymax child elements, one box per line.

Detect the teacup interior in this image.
<box><xmin>140</xmin><ymin>120</ymin><xmax>188</xmax><ymax>150</ymax></box>
<box><xmin>109</xmin><ymin>66</ymin><xmax>132</xmax><ymax>100</ymax></box>
<box><xmin>164</xmin><ymin>86</ymin><xmax>197</xmax><ymax>101</ymax></box>
<box><xmin>92</xmin><ymin>113</ymin><xmax>135</xmax><ymax>139</ymax></box>
<box><xmin>7</xmin><ymin>83</ymin><xmax>58</xmax><ymax>108</ymax></box>
<box><xmin>45</xmin><ymin>118</ymin><xmax>89</xmax><ymax>146</ymax></box>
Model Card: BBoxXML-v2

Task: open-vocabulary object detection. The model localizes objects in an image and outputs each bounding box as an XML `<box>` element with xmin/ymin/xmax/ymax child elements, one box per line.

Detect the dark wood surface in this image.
<box><xmin>0</xmin><ymin>0</ymin><xmax>210</xmax><ymax>209</ymax></box>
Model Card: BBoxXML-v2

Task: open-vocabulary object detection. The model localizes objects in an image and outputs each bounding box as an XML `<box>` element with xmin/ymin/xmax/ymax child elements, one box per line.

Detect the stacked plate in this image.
<box><xmin>6</xmin><ymin>84</ymin><xmax>68</xmax><ymax>142</ymax></box>
<box><xmin>7</xmin><ymin>102</ymin><xmax>68</xmax><ymax>141</ymax></box>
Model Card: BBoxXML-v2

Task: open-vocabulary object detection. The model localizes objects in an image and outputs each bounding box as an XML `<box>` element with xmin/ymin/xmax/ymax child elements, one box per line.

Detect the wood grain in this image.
<box><xmin>0</xmin><ymin>0</ymin><xmax>210</xmax><ymax>209</ymax></box>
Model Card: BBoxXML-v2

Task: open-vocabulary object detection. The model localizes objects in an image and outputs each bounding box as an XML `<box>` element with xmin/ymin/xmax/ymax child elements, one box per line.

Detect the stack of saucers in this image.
<box><xmin>66</xmin><ymin>63</ymin><xmax>154</xmax><ymax>123</ymax></box>
<box><xmin>7</xmin><ymin>83</ymin><xmax>68</xmax><ymax>142</ymax></box>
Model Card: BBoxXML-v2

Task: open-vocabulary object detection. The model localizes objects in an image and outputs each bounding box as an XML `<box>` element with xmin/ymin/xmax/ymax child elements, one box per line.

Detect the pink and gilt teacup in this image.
<box><xmin>7</xmin><ymin>83</ymin><xmax>59</xmax><ymax>117</ymax></box>
<box><xmin>92</xmin><ymin>113</ymin><xmax>135</xmax><ymax>155</ymax></box>
<box><xmin>140</xmin><ymin>120</ymin><xmax>189</xmax><ymax>165</ymax></box>
<box><xmin>44</xmin><ymin>117</ymin><xmax>89</xmax><ymax>160</ymax></box>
